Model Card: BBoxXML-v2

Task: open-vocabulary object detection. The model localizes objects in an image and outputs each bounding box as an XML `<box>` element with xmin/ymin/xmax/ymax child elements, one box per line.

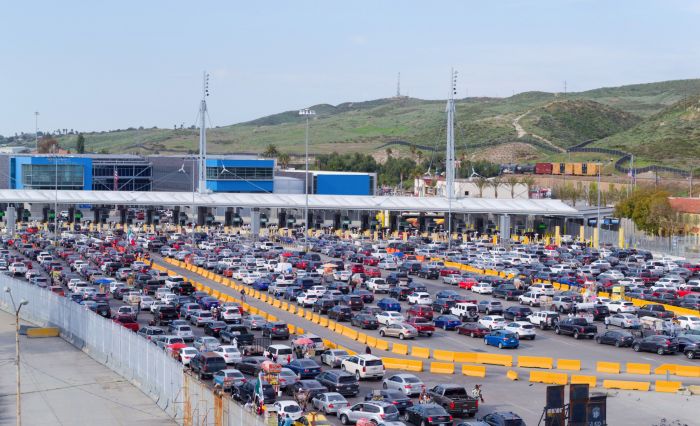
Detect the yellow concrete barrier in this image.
<box><xmin>518</xmin><ymin>356</ymin><xmax>553</xmax><ymax>369</ymax></box>
<box><xmin>281</xmin><ymin>302</ymin><xmax>289</xmax><ymax>311</ymax></box>
<box><xmin>655</xmin><ymin>380</ymin><xmax>682</xmax><ymax>393</ymax></box>
<box><xmin>288</xmin><ymin>305</ymin><xmax>297</xmax><ymax>314</ymax></box>
<box><xmin>212</xmin><ymin>290</ymin><xmax>221</xmax><ymax>299</ymax></box>
<box><xmin>375</xmin><ymin>339</ymin><xmax>390</xmax><ymax>351</ymax></box>
<box><xmin>529</xmin><ymin>371</ymin><xmax>568</xmax><ymax>385</ymax></box>
<box><xmin>454</xmin><ymin>352</ymin><xmax>478</xmax><ymax>363</ymax></box>
<box><xmin>433</xmin><ymin>350</ymin><xmax>455</xmax><ymax>362</ymax></box>
<box><xmin>405</xmin><ymin>360</ymin><xmax>423</xmax><ymax>372</ymax></box>
<box><xmin>312</xmin><ymin>314</ymin><xmax>320</xmax><ymax>323</ymax></box>
<box><xmin>273</xmin><ymin>300</ymin><xmax>281</xmax><ymax>308</ymax></box>
<box><xmin>654</xmin><ymin>364</ymin><xmax>675</xmax><ymax>375</ymax></box>
<box><xmin>506</xmin><ymin>370</ymin><xmax>519</xmax><ymax>380</ymax></box>
<box><xmin>319</xmin><ymin>318</ymin><xmax>328</xmax><ymax>327</ymax></box>
<box><xmin>556</xmin><ymin>359</ymin><xmax>581</xmax><ymax>371</ymax></box>
<box><xmin>356</xmin><ymin>333</ymin><xmax>367</xmax><ymax>344</ymax></box>
<box><xmin>366</xmin><ymin>336</ymin><xmax>377</xmax><ymax>347</ymax></box>
<box><xmin>571</xmin><ymin>375</ymin><xmax>597</xmax><ymax>388</ymax></box>
<box><xmin>323</xmin><ymin>339</ymin><xmax>337</xmax><ymax>349</ymax></box>
<box><xmin>383</xmin><ymin>358</ymin><xmax>408</xmax><ymax>370</ymax></box>
<box><xmin>596</xmin><ymin>361</ymin><xmax>620</xmax><ymax>374</ymax></box>
<box><xmin>462</xmin><ymin>365</ymin><xmax>486</xmax><ymax>378</ymax></box>
<box><xmin>305</xmin><ymin>311</ymin><xmax>313</xmax><ymax>321</ymax></box>
<box><xmin>343</xmin><ymin>328</ymin><xmax>358</xmax><ymax>340</ymax></box>
<box><xmin>267</xmin><ymin>314</ymin><xmax>278</xmax><ymax>322</ymax></box>
<box><xmin>297</xmin><ymin>308</ymin><xmax>305</xmax><ymax>317</ymax></box>
<box><xmin>335</xmin><ymin>325</ymin><xmax>346</xmax><ymax>334</ymax></box>
<box><xmin>430</xmin><ymin>362</ymin><xmax>455</xmax><ymax>374</ymax></box>
<box><xmin>296</xmin><ymin>327</ymin><xmax>304</xmax><ymax>335</ymax></box>
<box><xmin>477</xmin><ymin>353</ymin><xmax>513</xmax><ymax>367</ymax></box>
<box><xmin>626</xmin><ymin>363</ymin><xmax>651</xmax><ymax>375</ymax></box>
<box><xmin>288</xmin><ymin>325</ymin><xmax>296</xmax><ymax>334</ymax></box>
<box><xmin>411</xmin><ymin>347</ymin><xmax>430</xmax><ymax>359</ymax></box>
<box><xmin>675</xmin><ymin>365</ymin><xmax>700</xmax><ymax>378</ymax></box>
<box><xmin>392</xmin><ymin>343</ymin><xmax>409</xmax><ymax>355</ymax></box>
<box><xmin>603</xmin><ymin>380</ymin><xmax>650</xmax><ymax>391</ymax></box>
<box><xmin>26</xmin><ymin>327</ymin><xmax>59</xmax><ymax>338</ymax></box>
<box><xmin>261</xmin><ymin>294</ymin><xmax>268</xmax><ymax>303</ymax></box>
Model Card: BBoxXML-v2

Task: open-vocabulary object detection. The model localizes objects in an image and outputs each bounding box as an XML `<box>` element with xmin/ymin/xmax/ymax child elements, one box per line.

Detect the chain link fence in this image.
<box><xmin>0</xmin><ymin>274</ymin><xmax>267</xmax><ymax>426</ymax></box>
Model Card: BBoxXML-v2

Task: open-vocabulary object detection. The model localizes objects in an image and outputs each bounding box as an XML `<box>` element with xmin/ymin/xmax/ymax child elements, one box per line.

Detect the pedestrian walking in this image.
<box><xmin>365</xmin><ymin>345</ymin><xmax>372</xmax><ymax>355</ymax></box>
<box><xmin>471</xmin><ymin>384</ymin><xmax>484</xmax><ymax>403</ymax></box>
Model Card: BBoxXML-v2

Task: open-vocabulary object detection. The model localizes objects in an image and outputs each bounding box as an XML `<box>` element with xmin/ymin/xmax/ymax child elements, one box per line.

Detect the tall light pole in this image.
<box><xmin>198</xmin><ymin>72</ymin><xmax>210</xmax><ymax>195</ymax></box>
<box><xmin>299</xmin><ymin>108</ymin><xmax>315</xmax><ymax>252</ymax></box>
<box><xmin>445</xmin><ymin>69</ymin><xmax>458</xmax><ymax>249</ymax></box>
<box><xmin>5</xmin><ymin>287</ymin><xmax>28</xmax><ymax>426</ymax></box>
<box><xmin>34</xmin><ymin>112</ymin><xmax>39</xmax><ymax>152</ymax></box>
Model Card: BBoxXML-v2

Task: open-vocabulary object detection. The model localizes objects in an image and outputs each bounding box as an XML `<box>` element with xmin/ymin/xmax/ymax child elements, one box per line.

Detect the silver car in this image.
<box><xmin>381</xmin><ymin>373</ymin><xmax>424</xmax><ymax>397</ymax></box>
<box><xmin>193</xmin><ymin>336</ymin><xmax>219</xmax><ymax>352</ymax></box>
<box><xmin>338</xmin><ymin>402</ymin><xmax>400</xmax><ymax>425</ymax></box>
<box><xmin>312</xmin><ymin>392</ymin><xmax>348</xmax><ymax>415</ymax></box>
<box><xmin>321</xmin><ymin>349</ymin><xmax>350</xmax><ymax>368</ymax></box>
<box><xmin>243</xmin><ymin>315</ymin><xmax>268</xmax><ymax>330</ymax></box>
<box><xmin>605</xmin><ymin>313</ymin><xmax>641</xmax><ymax>329</ymax></box>
<box><xmin>379</xmin><ymin>323</ymin><xmax>418</xmax><ymax>340</ymax></box>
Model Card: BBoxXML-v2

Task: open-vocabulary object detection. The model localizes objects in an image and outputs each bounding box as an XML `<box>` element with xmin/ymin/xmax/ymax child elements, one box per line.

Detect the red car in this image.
<box><xmin>365</xmin><ymin>267</ymin><xmax>381</xmax><ymax>278</ymax></box>
<box><xmin>49</xmin><ymin>286</ymin><xmax>65</xmax><ymax>296</ymax></box>
<box><xmin>457</xmin><ymin>322</ymin><xmax>490</xmax><ymax>338</ymax></box>
<box><xmin>113</xmin><ymin>315</ymin><xmax>139</xmax><ymax>332</ymax></box>
<box><xmin>459</xmin><ymin>278</ymin><xmax>478</xmax><ymax>290</ymax></box>
<box><xmin>363</xmin><ymin>257</ymin><xmax>379</xmax><ymax>266</ymax></box>
<box><xmin>351</xmin><ymin>264</ymin><xmax>365</xmax><ymax>274</ymax></box>
<box><xmin>407</xmin><ymin>305</ymin><xmax>434</xmax><ymax>320</ymax></box>
<box><xmin>405</xmin><ymin>316</ymin><xmax>436</xmax><ymax>336</ymax></box>
<box><xmin>440</xmin><ymin>268</ymin><xmax>460</xmax><ymax>277</ymax></box>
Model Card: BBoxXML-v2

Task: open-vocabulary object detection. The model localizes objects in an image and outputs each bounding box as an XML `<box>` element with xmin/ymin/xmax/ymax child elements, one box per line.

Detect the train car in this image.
<box><xmin>572</xmin><ymin>163</ymin><xmax>584</xmax><ymax>176</ymax></box>
<box><xmin>564</xmin><ymin>163</ymin><xmax>576</xmax><ymax>175</ymax></box>
<box><xmin>534</xmin><ymin>162</ymin><xmax>553</xmax><ymax>175</ymax></box>
<box><xmin>585</xmin><ymin>163</ymin><xmax>600</xmax><ymax>176</ymax></box>
<box><xmin>551</xmin><ymin>163</ymin><xmax>565</xmax><ymax>175</ymax></box>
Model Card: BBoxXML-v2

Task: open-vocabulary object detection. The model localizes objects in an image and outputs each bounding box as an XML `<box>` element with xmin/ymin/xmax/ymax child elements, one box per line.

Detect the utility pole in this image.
<box><xmin>299</xmin><ymin>108</ymin><xmax>315</xmax><ymax>252</ymax></box>
<box><xmin>396</xmin><ymin>72</ymin><xmax>401</xmax><ymax>98</ymax></box>
<box><xmin>198</xmin><ymin>72</ymin><xmax>210</xmax><ymax>194</ymax></box>
<box><xmin>5</xmin><ymin>287</ymin><xmax>28</xmax><ymax>426</ymax></box>
<box><xmin>446</xmin><ymin>69</ymin><xmax>458</xmax><ymax>249</ymax></box>
<box><xmin>34</xmin><ymin>112</ymin><xmax>39</xmax><ymax>152</ymax></box>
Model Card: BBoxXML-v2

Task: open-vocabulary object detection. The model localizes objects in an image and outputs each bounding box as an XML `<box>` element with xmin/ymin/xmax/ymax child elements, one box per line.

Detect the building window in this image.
<box><xmin>21</xmin><ymin>164</ymin><xmax>84</xmax><ymax>190</ymax></box>
<box><xmin>206</xmin><ymin>166</ymin><xmax>272</xmax><ymax>181</ymax></box>
<box><xmin>464</xmin><ymin>191</ymin><xmax>469</xmax><ymax>196</ymax></box>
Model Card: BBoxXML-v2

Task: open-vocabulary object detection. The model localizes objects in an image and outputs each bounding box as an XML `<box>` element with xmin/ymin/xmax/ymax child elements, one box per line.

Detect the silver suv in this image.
<box><xmin>338</xmin><ymin>401</ymin><xmax>399</xmax><ymax>425</ymax></box>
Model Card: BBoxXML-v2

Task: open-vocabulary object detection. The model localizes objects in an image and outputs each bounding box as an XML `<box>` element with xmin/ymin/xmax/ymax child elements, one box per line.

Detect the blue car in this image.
<box><xmin>377</xmin><ymin>298</ymin><xmax>401</xmax><ymax>312</ymax></box>
<box><xmin>484</xmin><ymin>330</ymin><xmax>519</xmax><ymax>349</ymax></box>
<box><xmin>199</xmin><ymin>296</ymin><xmax>220</xmax><ymax>310</ymax></box>
<box><xmin>434</xmin><ymin>314</ymin><xmax>462</xmax><ymax>330</ymax></box>
<box><xmin>286</xmin><ymin>358</ymin><xmax>322</xmax><ymax>379</ymax></box>
<box><xmin>252</xmin><ymin>279</ymin><xmax>270</xmax><ymax>291</ymax></box>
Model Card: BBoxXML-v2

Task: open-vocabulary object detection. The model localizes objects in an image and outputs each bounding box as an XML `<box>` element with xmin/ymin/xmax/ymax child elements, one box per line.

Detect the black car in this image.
<box><xmin>287</xmin><ymin>379</ymin><xmax>328</xmax><ymax>398</ymax></box>
<box><xmin>152</xmin><ymin>305</ymin><xmax>178</xmax><ymax>326</ymax></box>
<box><xmin>407</xmin><ymin>283</ymin><xmax>428</xmax><ymax>294</ymax></box>
<box><xmin>220</xmin><ymin>325</ymin><xmax>255</xmax><ymax>346</ymax></box>
<box><xmin>402</xmin><ymin>403</ymin><xmax>449</xmax><ymax>425</ymax></box>
<box><xmin>203</xmin><ymin>320</ymin><xmax>228</xmax><ymax>337</ymax></box>
<box><xmin>386</xmin><ymin>272</ymin><xmax>412</xmax><ymax>286</ymax></box>
<box><xmin>328</xmin><ymin>305</ymin><xmax>353</xmax><ymax>321</ymax></box>
<box><xmin>418</xmin><ymin>266</ymin><xmax>439</xmax><ymax>280</ymax></box>
<box><xmin>432</xmin><ymin>298</ymin><xmax>456</xmax><ymax>314</ymax></box>
<box><xmin>92</xmin><ymin>302</ymin><xmax>112</xmax><ymax>318</ymax></box>
<box><xmin>360</xmin><ymin>306</ymin><xmax>383</xmax><ymax>316</ymax></box>
<box><xmin>595</xmin><ymin>330</ymin><xmax>635</xmax><ymax>347</ymax></box>
<box><xmin>364</xmin><ymin>389</ymin><xmax>414</xmax><ymax>414</ymax></box>
<box><xmin>352</xmin><ymin>289</ymin><xmax>375</xmax><ymax>304</ymax></box>
<box><xmin>400</xmin><ymin>262</ymin><xmax>422</xmax><ymax>275</ymax></box>
<box><xmin>351</xmin><ymin>313</ymin><xmax>379</xmax><ymax>329</ymax></box>
<box><xmin>315</xmin><ymin>371</ymin><xmax>359</xmax><ymax>397</ymax></box>
<box><xmin>287</xmin><ymin>358</ymin><xmax>322</xmax><ymax>379</ymax></box>
<box><xmin>339</xmin><ymin>295</ymin><xmax>364</xmax><ymax>311</ymax></box>
<box><xmin>682</xmin><ymin>341</ymin><xmax>700</xmax><ymax>359</ymax></box>
<box><xmin>262</xmin><ymin>322</ymin><xmax>290</xmax><ymax>339</ymax></box>
<box><xmin>481</xmin><ymin>411</ymin><xmax>525</xmax><ymax>426</ymax></box>
<box><xmin>329</xmin><ymin>281</ymin><xmax>350</xmax><ymax>294</ymax></box>
<box><xmin>189</xmin><ymin>352</ymin><xmax>227</xmax><ymax>380</ymax></box>
<box><xmin>503</xmin><ymin>306</ymin><xmax>532</xmax><ymax>321</ymax></box>
<box><xmin>676</xmin><ymin>334</ymin><xmax>700</xmax><ymax>352</ymax></box>
<box><xmin>237</xmin><ymin>356</ymin><xmax>267</xmax><ymax>376</ymax></box>
<box><xmin>313</xmin><ymin>299</ymin><xmax>337</xmax><ymax>314</ymax></box>
<box><xmin>633</xmin><ymin>335</ymin><xmax>679</xmax><ymax>355</ymax></box>
<box><xmin>232</xmin><ymin>381</ymin><xmax>276</xmax><ymax>404</ymax></box>
<box><xmin>389</xmin><ymin>286</ymin><xmax>412</xmax><ymax>301</ymax></box>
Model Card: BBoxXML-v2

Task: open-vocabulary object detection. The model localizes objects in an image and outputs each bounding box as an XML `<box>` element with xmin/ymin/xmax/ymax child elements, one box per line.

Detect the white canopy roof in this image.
<box><xmin>0</xmin><ymin>189</ymin><xmax>579</xmax><ymax>216</ymax></box>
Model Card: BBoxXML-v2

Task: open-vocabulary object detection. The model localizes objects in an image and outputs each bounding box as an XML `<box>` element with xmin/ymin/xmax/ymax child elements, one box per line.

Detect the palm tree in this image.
<box><xmin>521</xmin><ymin>176</ymin><xmax>535</xmax><ymax>198</ymax></box>
<box><xmin>489</xmin><ymin>177</ymin><xmax>502</xmax><ymax>199</ymax></box>
<box><xmin>416</xmin><ymin>150</ymin><xmax>423</xmax><ymax>165</ymax></box>
<box><xmin>262</xmin><ymin>144</ymin><xmax>279</xmax><ymax>158</ymax></box>
<box><xmin>278</xmin><ymin>153</ymin><xmax>290</xmax><ymax>169</ymax></box>
<box><xmin>474</xmin><ymin>176</ymin><xmax>488</xmax><ymax>198</ymax></box>
<box><xmin>505</xmin><ymin>175</ymin><xmax>521</xmax><ymax>198</ymax></box>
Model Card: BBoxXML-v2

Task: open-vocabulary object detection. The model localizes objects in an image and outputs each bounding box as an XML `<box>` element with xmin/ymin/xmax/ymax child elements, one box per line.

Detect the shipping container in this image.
<box><xmin>534</xmin><ymin>162</ymin><xmax>553</xmax><ymax>175</ymax></box>
<box><xmin>551</xmin><ymin>163</ymin><xmax>565</xmax><ymax>175</ymax></box>
<box><xmin>564</xmin><ymin>163</ymin><xmax>575</xmax><ymax>175</ymax></box>
<box><xmin>572</xmin><ymin>163</ymin><xmax>584</xmax><ymax>176</ymax></box>
<box><xmin>586</xmin><ymin>163</ymin><xmax>600</xmax><ymax>176</ymax></box>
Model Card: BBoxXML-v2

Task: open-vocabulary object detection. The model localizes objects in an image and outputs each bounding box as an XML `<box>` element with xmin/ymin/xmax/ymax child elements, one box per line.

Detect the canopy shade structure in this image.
<box><xmin>0</xmin><ymin>189</ymin><xmax>581</xmax><ymax>216</ymax></box>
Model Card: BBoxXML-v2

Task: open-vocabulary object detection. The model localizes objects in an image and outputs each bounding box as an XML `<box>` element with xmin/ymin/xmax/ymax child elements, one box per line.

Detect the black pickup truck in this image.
<box><xmin>555</xmin><ymin>317</ymin><xmax>598</xmax><ymax>339</ymax></box>
<box><xmin>492</xmin><ymin>284</ymin><xmax>524</xmax><ymax>301</ymax></box>
<box><xmin>427</xmin><ymin>384</ymin><xmax>479</xmax><ymax>417</ymax></box>
<box><xmin>220</xmin><ymin>325</ymin><xmax>255</xmax><ymax>346</ymax></box>
<box><xmin>637</xmin><ymin>304</ymin><xmax>675</xmax><ymax>319</ymax></box>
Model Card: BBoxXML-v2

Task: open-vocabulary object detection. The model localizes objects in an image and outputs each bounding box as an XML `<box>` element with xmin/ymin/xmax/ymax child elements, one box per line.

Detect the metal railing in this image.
<box><xmin>0</xmin><ymin>275</ymin><xmax>267</xmax><ymax>426</ymax></box>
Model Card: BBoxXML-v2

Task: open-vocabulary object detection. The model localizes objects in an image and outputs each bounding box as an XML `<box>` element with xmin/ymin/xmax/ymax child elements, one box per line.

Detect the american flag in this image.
<box><xmin>113</xmin><ymin>168</ymin><xmax>119</xmax><ymax>191</ymax></box>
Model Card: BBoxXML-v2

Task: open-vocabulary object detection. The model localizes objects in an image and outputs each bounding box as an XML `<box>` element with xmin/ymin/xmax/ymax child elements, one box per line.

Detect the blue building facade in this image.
<box><xmin>314</xmin><ymin>173</ymin><xmax>374</xmax><ymax>196</ymax></box>
<box><xmin>10</xmin><ymin>156</ymin><xmax>93</xmax><ymax>190</ymax></box>
<box><xmin>205</xmin><ymin>158</ymin><xmax>274</xmax><ymax>193</ymax></box>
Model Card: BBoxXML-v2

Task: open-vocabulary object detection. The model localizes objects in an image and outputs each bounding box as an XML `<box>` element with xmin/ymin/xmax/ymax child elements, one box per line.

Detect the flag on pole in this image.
<box><xmin>113</xmin><ymin>167</ymin><xmax>119</xmax><ymax>191</ymax></box>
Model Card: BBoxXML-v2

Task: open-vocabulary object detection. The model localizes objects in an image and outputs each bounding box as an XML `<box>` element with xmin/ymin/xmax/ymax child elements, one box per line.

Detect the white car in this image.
<box><xmin>179</xmin><ymin>347</ymin><xmax>198</xmax><ymax>366</ymax></box>
<box><xmin>221</xmin><ymin>307</ymin><xmax>242</xmax><ymax>323</ymax></box>
<box><xmin>9</xmin><ymin>262</ymin><xmax>28</xmax><ymax>275</ymax></box>
<box><xmin>214</xmin><ymin>345</ymin><xmax>242</xmax><ymax>364</ymax></box>
<box><xmin>341</xmin><ymin>354</ymin><xmax>385</xmax><ymax>380</ymax></box>
<box><xmin>605</xmin><ymin>313</ymin><xmax>641</xmax><ymax>329</ymax></box>
<box><xmin>139</xmin><ymin>296</ymin><xmax>155</xmax><ymax>310</ymax></box>
<box><xmin>272</xmin><ymin>401</ymin><xmax>303</xmax><ymax>421</ymax></box>
<box><xmin>677</xmin><ymin>315</ymin><xmax>700</xmax><ymax>331</ymax></box>
<box><xmin>367</xmin><ymin>278</ymin><xmax>390</xmax><ymax>293</ymax></box>
<box><xmin>375</xmin><ymin>311</ymin><xmax>405</xmax><ymax>326</ymax></box>
<box><xmin>504</xmin><ymin>321</ymin><xmax>536</xmax><ymax>340</ymax></box>
<box><xmin>606</xmin><ymin>300</ymin><xmax>637</xmax><ymax>313</ymax></box>
<box><xmin>529</xmin><ymin>283</ymin><xmax>555</xmax><ymax>296</ymax></box>
<box><xmin>472</xmin><ymin>282</ymin><xmax>493</xmax><ymax>294</ymax></box>
<box><xmin>306</xmin><ymin>286</ymin><xmax>327</xmax><ymax>297</ymax></box>
<box><xmin>296</xmin><ymin>292</ymin><xmax>318</xmax><ymax>307</ymax></box>
<box><xmin>479</xmin><ymin>315</ymin><xmax>507</xmax><ymax>330</ymax></box>
<box><xmin>381</xmin><ymin>373</ymin><xmax>425</xmax><ymax>397</ymax></box>
<box><xmin>377</xmin><ymin>259</ymin><xmax>398</xmax><ymax>270</ymax></box>
<box><xmin>164</xmin><ymin>275</ymin><xmax>186</xmax><ymax>288</ymax></box>
<box><xmin>407</xmin><ymin>292</ymin><xmax>433</xmax><ymax>305</ymax></box>
<box><xmin>333</xmin><ymin>270</ymin><xmax>352</xmax><ymax>281</ymax></box>
<box><xmin>518</xmin><ymin>292</ymin><xmax>541</xmax><ymax>306</ymax></box>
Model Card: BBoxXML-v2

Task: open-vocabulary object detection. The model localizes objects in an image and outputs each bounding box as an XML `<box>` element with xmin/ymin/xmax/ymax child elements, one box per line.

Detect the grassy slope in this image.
<box><xmin>52</xmin><ymin>79</ymin><xmax>700</xmax><ymax>170</ymax></box>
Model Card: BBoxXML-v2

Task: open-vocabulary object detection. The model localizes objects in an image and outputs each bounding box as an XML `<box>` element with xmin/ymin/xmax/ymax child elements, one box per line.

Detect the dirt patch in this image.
<box><xmin>471</xmin><ymin>142</ymin><xmax>540</xmax><ymax>163</ymax></box>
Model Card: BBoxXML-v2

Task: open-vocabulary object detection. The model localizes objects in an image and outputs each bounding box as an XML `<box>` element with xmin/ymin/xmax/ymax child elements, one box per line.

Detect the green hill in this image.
<box><xmin>519</xmin><ymin>99</ymin><xmax>640</xmax><ymax>148</ymax></box>
<box><xmin>46</xmin><ymin>78</ymin><xmax>700</xmax><ymax>170</ymax></box>
<box><xmin>592</xmin><ymin>95</ymin><xmax>700</xmax><ymax>169</ymax></box>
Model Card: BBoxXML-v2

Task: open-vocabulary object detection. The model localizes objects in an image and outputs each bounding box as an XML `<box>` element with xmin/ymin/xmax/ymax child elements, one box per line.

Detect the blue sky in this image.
<box><xmin>1</xmin><ymin>0</ymin><xmax>699</xmax><ymax>135</ymax></box>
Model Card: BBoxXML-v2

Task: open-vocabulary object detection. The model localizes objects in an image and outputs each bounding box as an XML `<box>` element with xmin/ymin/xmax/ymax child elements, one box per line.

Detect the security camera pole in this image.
<box><xmin>5</xmin><ymin>287</ymin><xmax>28</xmax><ymax>426</ymax></box>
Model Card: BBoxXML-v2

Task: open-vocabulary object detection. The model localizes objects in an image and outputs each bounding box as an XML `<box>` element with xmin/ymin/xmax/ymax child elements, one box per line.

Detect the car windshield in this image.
<box><xmin>422</xmin><ymin>407</ymin><xmax>446</xmax><ymax>416</ymax></box>
<box><xmin>572</xmin><ymin>319</ymin><xmax>588</xmax><ymax>325</ymax></box>
<box><xmin>365</xmin><ymin>360</ymin><xmax>383</xmax><ymax>366</ymax></box>
<box><xmin>443</xmin><ymin>387</ymin><xmax>467</xmax><ymax>397</ymax></box>
<box><xmin>327</xmin><ymin>394</ymin><xmax>345</xmax><ymax>401</ymax></box>
<box><xmin>383</xmin><ymin>405</ymin><xmax>398</xmax><ymax>414</ymax></box>
<box><xmin>338</xmin><ymin>375</ymin><xmax>356</xmax><ymax>383</ymax></box>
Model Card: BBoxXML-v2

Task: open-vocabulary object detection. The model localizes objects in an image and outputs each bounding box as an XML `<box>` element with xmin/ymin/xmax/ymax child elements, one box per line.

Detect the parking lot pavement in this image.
<box><xmin>155</xmin><ymin>254</ymin><xmax>699</xmax><ymax>371</ymax></box>
<box><xmin>0</xmin><ymin>310</ymin><xmax>174</xmax><ymax>426</ymax></box>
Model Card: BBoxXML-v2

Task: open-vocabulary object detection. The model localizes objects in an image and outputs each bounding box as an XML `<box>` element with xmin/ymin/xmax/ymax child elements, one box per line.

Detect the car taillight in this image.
<box><xmin>380</xmin><ymin>414</ymin><xmax>386</xmax><ymax>419</ymax></box>
<box><xmin>428</xmin><ymin>417</ymin><xmax>433</xmax><ymax>422</ymax></box>
<box><xmin>405</xmin><ymin>385</ymin><xmax>412</xmax><ymax>389</ymax></box>
<box><xmin>449</xmin><ymin>401</ymin><xmax>455</xmax><ymax>409</ymax></box>
<box><xmin>363</xmin><ymin>367</ymin><xmax>366</xmax><ymax>372</ymax></box>
<box><xmin>449</xmin><ymin>416</ymin><xmax>453</xmax><ymax>421</ymax></box>
<box><xmin>666</xmin><ymin>340</ymin><xmax>671</xmax><ymax>346</ymax></box>
<box><xmin>328</xmin><ymin>403</ymin><xmax>334</xmax><ymax>408</ymax></box>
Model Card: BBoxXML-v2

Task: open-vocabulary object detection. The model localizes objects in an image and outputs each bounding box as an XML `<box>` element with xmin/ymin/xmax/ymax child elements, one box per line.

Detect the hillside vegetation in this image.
<box><xmin>45</xmin><ymin>78</ymin><xmax>700</xmax><ymax>171</ymax></box>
